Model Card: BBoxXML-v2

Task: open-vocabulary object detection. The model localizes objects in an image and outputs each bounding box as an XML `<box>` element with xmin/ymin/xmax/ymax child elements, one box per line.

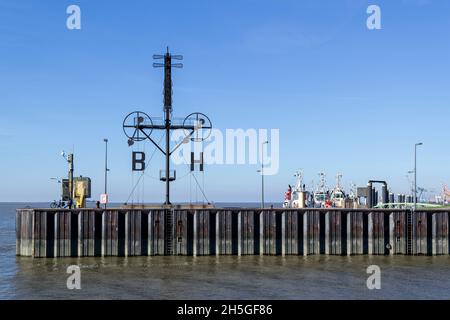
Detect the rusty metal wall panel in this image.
<box><xmin>54</xmin><ymin>211</ymin><xmax>72</xmax><ymax>257</ymax></box>
<box><xmin>32</xmin><ymin>211</ymin><xmax>45</xmax><ymax>257</ymax></box>
<box><xmin>102</xmin><ymin>210</ymin><xmax>110</xmax><ymax>256</ymax></box>
<box><xmin>327</xmin><ymin>211</ymin><xmax>342</xmax><ymax>255</ymax></box>
<box><xmin>16</xmin><ymin>210</ymin><xmax>21</xmax><ymax>256</ymax></box>
<box><xmin>261</xmin><ymin>211</ymin><xmax>278</xmax><ymax>255</ymax></box>
<box><xmin>194</xmin><ymin>210</ymin><xmax>210</xmax><ymax>256</ymax></box>
<box><xmin>125</xmin><ymin>210</ymin><xmax>142</xmax><ymax>256</ymax></box>
<box><xmin>284</xmin><ymin>211</ymin><xmax>298</xmax><ymax>255</ymax></box>
<box><xmin>148</xmin><ymin>210</ymin><xmax>165</xmax><ymax>256</ymax></box>
<box><xmin>102</xmin><ymin>210</ymin><xmax>120</xmax><ymax>257</ymax></box>
<box><xmin>216</xmin><ymin>211</ymin><xmax>232</xmax><ymax>255</ymax></box>
<box><xmin>173</xmin><ymin>210</ymin><xmax>189</xmax><ymax>255</ymax></box>
<box><xmin>239</xmin><ymin>211</ymin><xmax>254</xmax><ymax>255</ymax></box>
<box><xmin>347</xmin><ymin>212</ymin><xmax>363</xmax><ymax>255</ymax></box>
<box><xmin>78</xmin><ymin>211</ymin><xmax>96</xmax><ymax>257</ymax></box>
<box><xmin>58</xmin><ymin>212</ymin><xmax>70</xmax><ymax>258</ymax></box>
<box><xmin>369</xmin><ymin>212</ymin><xmax>385</xmax><ymax>255</ymax></box>
<box><xmin>111</xmin><ymin>210</ymin><xmax>118</xmax><ymax>256</ymax></box>
<box><xmin>89</xmin><ymin>211</ymin><xmax>95</xmax><ymax>256</ymax></box>
<box><xmin>305</xmin><ymin>211</ymin><xmax>320</xmax><ymax>255</ymax></box>
<box><xmin>432</xmin><ymin>212</ymin><xmax>448</xmax><ymax>255</ymax></box>
<box><xmin>390</xmin><ymin>211</ymin><xmax>406</xmax><ymax>254</ymax></box>
<box><xmin>39</xmin><ymin>211</ymin><xmax>47</xmax><ymax>258</ymax></box>
<box><xmin>414</xmin><ymin>212</ymin><xmax>428</xmax><ymax>255</ymax></box>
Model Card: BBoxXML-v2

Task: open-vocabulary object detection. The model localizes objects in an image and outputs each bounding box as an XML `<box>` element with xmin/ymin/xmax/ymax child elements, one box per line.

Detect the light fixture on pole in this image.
<box><xmin>103</xmin><ymin>138</ymin><xmax>109</xmax><ymax>209</ymax></box>
<box><xmin>259</xmin><ymin>140</ymin><xmax>269</xmax><ymax>209</ymax></box>
<box><xmin>61</xmin><ymin>150</ymin><xmax>74</xmax><ymax>209</ymax></box>
<box><xmin>414</xmin><ymin>142</ymin><xmax>423</xmax><ymax>210</ymax></box>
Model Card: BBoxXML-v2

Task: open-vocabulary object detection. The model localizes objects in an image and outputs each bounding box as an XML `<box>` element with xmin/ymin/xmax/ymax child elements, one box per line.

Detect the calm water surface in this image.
<box><xmin>1</xmin><ymin>203</ymin><xmax>449</xmax><ymax>300</ymax></box>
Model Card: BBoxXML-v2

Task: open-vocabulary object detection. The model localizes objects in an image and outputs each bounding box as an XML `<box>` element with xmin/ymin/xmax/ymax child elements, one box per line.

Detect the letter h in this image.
<box><xmin>190</xmin><ymin>152</ymin><xmax>204</xmax><ymax>172</ymax></box>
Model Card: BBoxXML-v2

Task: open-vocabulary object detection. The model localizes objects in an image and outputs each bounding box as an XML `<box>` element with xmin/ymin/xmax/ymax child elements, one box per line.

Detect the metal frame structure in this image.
<box><xmin>122</xmin><ymin>48</ymin><xmax>212</xmax><ymax>205</ymax></box>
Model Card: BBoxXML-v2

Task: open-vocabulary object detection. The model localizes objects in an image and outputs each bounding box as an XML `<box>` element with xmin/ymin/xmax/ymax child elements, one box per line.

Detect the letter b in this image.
<box><xmin>132</xmin><ymin>152</ymin><xmax>146</xmax><ymax>171</ymax></box>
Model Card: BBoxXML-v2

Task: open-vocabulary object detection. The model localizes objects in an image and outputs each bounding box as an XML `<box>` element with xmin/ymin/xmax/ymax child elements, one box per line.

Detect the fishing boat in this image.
<box><xmin>283</xmin><ymin>171</ymin><xmax>354</xmax><ymax>208</ymax></box>
<box><xmin>283</xmin><ymin>171</ymin><xmax>312</xmax><ymax>208</ymax></box>
<box><xmin>313</xmin><ymin>172</ymin><xmax>330</xmax><ymax>208</ymax></box>
<box><xmin>330</xmin><ymin>173</ymin><xmax>346</xmax><ymax>208</ymax></box>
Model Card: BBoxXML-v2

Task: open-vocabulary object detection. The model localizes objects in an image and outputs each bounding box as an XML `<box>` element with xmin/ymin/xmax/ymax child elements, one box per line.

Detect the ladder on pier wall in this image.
<box><xmin>165</xmin><ymin>210</ymin><xmax>174</xmax><ymax>255</ymax></box>
<box><xmin>407</xmin><ymin>212</ymin><xmax>413</xmax><ymax>255</ymax></box>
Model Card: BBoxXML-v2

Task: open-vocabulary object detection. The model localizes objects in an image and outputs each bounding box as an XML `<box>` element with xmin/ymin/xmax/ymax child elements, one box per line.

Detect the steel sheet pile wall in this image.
<box><xmin>283</xmin><ymin>211</ymin><xmax>299</xmax><ymax>255</ymax></box>
<box><xmin>78</xmin><ymin>210</ymin><xmax>102</xmax><ymax>257</ymax></box>
<box><xmin>33</xmin><ymin>211</ymin><xmax>49</xmax><ymax>258</ymax></box>
<box><xmin>26</xmin><ymin>210</ymin><xmax>44</xmax><ymax>258</ymax></box>
<box><xmin>16</xmin><ymin>208</ymin><xmax>450</xmax><ymax>257</ymax></box>
<box><xmin>55</xmin><ymin>211</ymin><xmax>75</xmax><ymax>257</ymax></box>
<box><xmin>194</xmin><ymin>210</ymin><xmax>210</xmax><ymax>256</ymax></box>
<box><xmin>238</xmin><ymin>211</ymin><xmax>255</xmax><ymax>255</ymax></box>
<box><xmin>390</xmin><ymin>211</ymin><xmax>407</xmax><ymax>254</ymax></box>
<box><xmin>432</xmin><ymin>212</ymin><xmax>449</xmax><ymax>255</ymax></box>
<box><xmin>325</xmin><ymin>211</ymin><xmax>343</xmax><ymax>255</ymax></box>
<box><xmin>304</xmin><ymin>211</ymin><xmax>320</xmax><ymax>255</ymax></box>
<box><xmin>102</xmin><ymin>210</ymin><xmax>122</xmax><ymax>256</ymax></box>
<box><xmin>173</xmin><ymin>210</ymin><xmax>192</xmax><ymax>255</ymax></box>
<box><xmin>260</xmin><ymin>211</ymin><xmax>281</xmax><ymax>255</ymax></box>
<box><xmin>216</xmin><ymin>210</ymin><xmax>233</xmax><ymax>255</ymax></box>
<box><xmin>413</xmin><ymin>212</ymin><xmax>428</xmax><ymax>255</ymax></box>
<box><xmin>125</xmin><ymin>210</ymin><xmax>142</xmax><ymax>256</ymax></box>
<box><xmin>148</xmin><ymin>210</ymin><xmax>165</xmax><ymax>255</ymax></box>
<box><xmin>347</xmin><ymin>212</ymin><xmax>364</xmax><ymax>255</ymax></box>
<box><xmin>368</xmin><ymin>212</ymin><xmax>387</xmax><ymax>255</ymax></box>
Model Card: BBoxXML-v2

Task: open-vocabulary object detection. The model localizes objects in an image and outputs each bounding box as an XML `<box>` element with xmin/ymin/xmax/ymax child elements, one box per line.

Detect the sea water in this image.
<box><xmin>1</xmin><ymin>203</ymin><xmax>450</xmax><ymax>300</ymax></box>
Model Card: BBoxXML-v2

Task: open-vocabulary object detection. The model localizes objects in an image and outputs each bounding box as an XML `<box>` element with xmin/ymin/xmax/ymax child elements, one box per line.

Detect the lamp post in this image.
<box><xmin>414</xmin><ymin>142</ymin><xmax>423</xmax><ymax>210</ymax></box>
<box><xmin>104</xmin><ymin>138</ymin><xmax>109</xmax><ymax>209</ymax></box>
<box><xmin>259</xmin><ymin>140</ymin><xmax>269</xmax><ymax>209</ymax></box>
<box><xmin>61</xmin><ymin>151</ymin><xmax>74</xmax><ymax>209</ymax></box>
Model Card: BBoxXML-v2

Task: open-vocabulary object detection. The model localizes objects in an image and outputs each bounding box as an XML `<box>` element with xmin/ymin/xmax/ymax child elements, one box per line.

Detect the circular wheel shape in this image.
<box><xmin>182</xmin><ymin>112</ymin><xmax>212</xmax><ymax>142</ymax></box>
<box><xmin>122</xmin><ymin>111</ymin><xmax>154</xmax><ymax>142</ymax></box>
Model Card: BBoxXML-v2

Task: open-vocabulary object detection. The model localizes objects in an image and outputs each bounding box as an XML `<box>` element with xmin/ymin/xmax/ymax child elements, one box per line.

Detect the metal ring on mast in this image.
<box><xmin>122</xmin><ymin>111</ymin><xmax>154</xmax><ymax>143</ymax></box>
<box><xmin>182</xmin><ymin>112</ymin><xmax>212</xmax><ymax>142</ymax></box>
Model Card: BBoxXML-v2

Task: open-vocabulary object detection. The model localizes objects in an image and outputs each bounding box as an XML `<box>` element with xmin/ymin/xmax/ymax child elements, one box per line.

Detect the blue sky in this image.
<box><xmin>0</xmin><ymin>0</ymin><xmax>449</xmax><ymax>203</ymax></box>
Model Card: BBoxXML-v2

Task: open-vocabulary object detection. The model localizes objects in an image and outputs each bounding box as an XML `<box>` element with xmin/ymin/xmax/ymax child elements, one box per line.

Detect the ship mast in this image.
<box><xmin>336</xmin><ymin>173</ymin><xmax>343</xmax><ymax>190</ymax></box>
<box><xmin>294</xmin><ymin>170</ymin><xmax>304</xmax><ymax>192</ymax></box>
<box><xmin>317</xmin><ymin>171</ymin><xmax>327</xmax><ymax>193</ymax></box>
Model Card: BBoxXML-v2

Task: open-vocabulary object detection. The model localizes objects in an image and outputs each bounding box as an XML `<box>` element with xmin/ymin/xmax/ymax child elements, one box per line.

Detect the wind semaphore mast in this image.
<box><xmin>122</xmin><ymin>47</ymin><xmax>212</xmax><ymax>205</ymax></box>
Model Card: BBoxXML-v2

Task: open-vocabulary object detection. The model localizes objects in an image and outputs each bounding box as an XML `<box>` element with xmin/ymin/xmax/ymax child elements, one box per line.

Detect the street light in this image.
<box><xmin>259</xmin><ymin>140</ymin><xmax>269</xmax><ymax>209</ymax></box>
<box><xmin>414</xmin><ymin>142</ymin><xmax>423</xmax><ymax>210</ymax></box>
<box><xmin>61</xmin><ymin>150</ymin><xmax>74</xmax><ymax>209</ymax></box>
<box><xmin>103</xmin><ymin>138</ymin><xmax>109</xmax><ymax>209</ymax></box>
